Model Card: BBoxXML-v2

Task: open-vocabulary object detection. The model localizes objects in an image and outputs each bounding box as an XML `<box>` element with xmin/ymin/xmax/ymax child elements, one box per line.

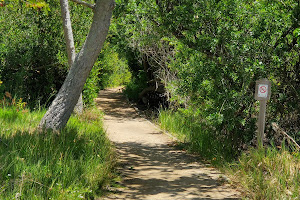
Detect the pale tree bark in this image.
<box><xmin>70</xmin><ymin>0</ymin><xmax>95</xmax><ymax>9</ymax></box>
<box><xmin>39</xmin><ymin>0</ymin><xmax>115</xmax><ymax>130</ymax></box>
<box><xmin>60</xmin><ymin>0</ymin><xmax>83</xmax><ymax>115</ymax></box>
<box><xmin>60</xmin><ymin>0</ymin><xmax>76</xmax><ymax>67</ymax></box>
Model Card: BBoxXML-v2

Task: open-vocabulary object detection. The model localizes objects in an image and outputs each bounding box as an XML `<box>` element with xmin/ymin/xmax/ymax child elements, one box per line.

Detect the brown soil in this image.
<box><xmin>96</xmin><ymin>87</ymin><xmax>240</xmax><ymax>200</ymax></box>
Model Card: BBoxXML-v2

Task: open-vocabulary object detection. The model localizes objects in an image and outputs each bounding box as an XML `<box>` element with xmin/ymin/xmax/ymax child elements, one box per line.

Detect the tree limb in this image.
<box><xmin>70</xmin><ymin>0</ymin><xmax>95</xmax><ymax>9</ymax></box>
<box><xmin>271</xmin><ymin>122</ymin><xmax>300</xmax><ymax>150</ymax></box>
<box><xmin>60</xmin><ymin>0</ymin><xmax>76</xmax><ymax>67</ymax></box>
<box><xmin>273</xmin><ymin>27</ymin><xmax>293</xmax><ymax>49</ymax></box>
<box><xmin>60</xmin><ymin>0</ymin><xmax>83</xmax><ymax>114</ymax></box>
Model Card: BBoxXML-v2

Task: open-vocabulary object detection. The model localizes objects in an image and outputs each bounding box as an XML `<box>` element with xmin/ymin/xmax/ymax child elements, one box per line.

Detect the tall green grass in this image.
<box><xmin>0</xmin><ymin>107</ymin><xmax>116</xmax><ymax>199</ymax></box>
<box><xmin>158</xmin><ymin>109</ymin><xmax>236</xmax><ymax>165</ymax></box>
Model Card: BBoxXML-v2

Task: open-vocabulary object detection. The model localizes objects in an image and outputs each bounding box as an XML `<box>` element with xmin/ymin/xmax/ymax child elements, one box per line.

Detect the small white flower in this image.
<box><xmin>7</xmin><ymin>174</ymin><xmax>11</xmax><ymax>177</ymax></box>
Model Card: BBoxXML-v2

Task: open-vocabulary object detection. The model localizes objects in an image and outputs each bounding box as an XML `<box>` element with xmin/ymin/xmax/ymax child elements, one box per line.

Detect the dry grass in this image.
<box><xmin>227</xmin><ymin>147</ymin><xmax>300</xmax><ymax>199</ymax></box>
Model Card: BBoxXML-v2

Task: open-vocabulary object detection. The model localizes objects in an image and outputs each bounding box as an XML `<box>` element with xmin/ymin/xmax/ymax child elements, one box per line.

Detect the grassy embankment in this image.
<box><xmin>0</xmin><ymin>106</ymin><xmax>117</xmax><ymax>199</ymax></box>
<box><xmin>158</xmin><ymin>109</ymin><xmax>300</xmax><ymax>199</ymax></box>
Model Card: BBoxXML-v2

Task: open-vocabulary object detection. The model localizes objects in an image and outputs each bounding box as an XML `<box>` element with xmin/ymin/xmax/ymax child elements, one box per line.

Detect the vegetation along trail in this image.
<box><xmin>96</xmin><ymin>88</ymin><xmax>240</xmax><ymax>200</ymax></box>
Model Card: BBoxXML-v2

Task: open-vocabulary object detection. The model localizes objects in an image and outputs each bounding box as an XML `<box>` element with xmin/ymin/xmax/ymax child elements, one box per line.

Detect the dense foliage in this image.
<box><xmin>0</xmin><ymin>0</ymin><xmax>90</xmax><ymax>107</ymax></box>
<box><xmin>0</xmin><ymin>0</ymin><xmax>131</xmax><ymax>108</ymax></box>
<box><xmin>98</xmin><ymin>43</ymin><xmax>132</xmax><ymax>89</ymax></box>
<box><xmin>114</xmin><ymin>0</ymin><xmax>300</xmax><ymax>155</ymax></box>
<box><xmin>0</xmin><ymin>1</ymin><xmax>66</xmax><ymax>108</ymax></box>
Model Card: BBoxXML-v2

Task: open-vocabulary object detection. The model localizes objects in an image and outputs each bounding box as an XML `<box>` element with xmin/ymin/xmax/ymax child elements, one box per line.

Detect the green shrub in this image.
<box><xmin>123</xmin><ymin>70</ymin><xmax>148</xmax><ymax>101</ymax></box>
<box><xmin>98</xmin><ymin>43</ymin><xmax>132</xmax><ymax>89</ymax></box>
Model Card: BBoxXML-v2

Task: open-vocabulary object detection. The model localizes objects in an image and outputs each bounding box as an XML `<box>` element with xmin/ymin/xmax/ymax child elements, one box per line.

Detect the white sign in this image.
<box><xmin>257</xmin><ymin>84</ymin><xmax>268</xmax><ymax>98</ymax></box>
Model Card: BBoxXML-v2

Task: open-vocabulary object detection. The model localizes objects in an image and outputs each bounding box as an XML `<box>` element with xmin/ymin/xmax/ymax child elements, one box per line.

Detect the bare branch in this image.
<box><xmin>70</xmin><ymin>0</ymin><xmax>95</xmax><ymax>9</ymax></box>
<box><xmin>272</xmin><ymin>122</ymin><xmax>300</xmax><ymax>151</ymax></box>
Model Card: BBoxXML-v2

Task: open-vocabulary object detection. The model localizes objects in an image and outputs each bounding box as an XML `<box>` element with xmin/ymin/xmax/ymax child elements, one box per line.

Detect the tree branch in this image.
<box><xmin>273</xmin><ymin>27</ymin><xmax>293</xmax><ymax>49</ymax></box>
<box><xmin>70</xmin><ymin>0</ymin><xmax>95</xmax><ymax>9</ymax></box>
<box><xmin>272</xmin><ymin>122</ymin><xmax>300</xmax><ymax>150</ymax></box>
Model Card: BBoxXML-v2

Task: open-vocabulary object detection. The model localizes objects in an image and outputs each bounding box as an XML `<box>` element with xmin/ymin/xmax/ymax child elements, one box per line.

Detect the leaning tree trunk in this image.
<box><xmin>39</xmin><ymin>0</ymin><xmax>115</xmax><ymax>130</ymax></box>
<box><xmin>60</xmin><ymin>0</ymin><xmax>83</xmax><ymax>114</ymax></box>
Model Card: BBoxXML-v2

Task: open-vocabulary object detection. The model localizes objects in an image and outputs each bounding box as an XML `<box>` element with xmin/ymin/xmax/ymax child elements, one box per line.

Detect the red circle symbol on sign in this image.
<box><xmin>259</xmin><ymin>86</ymin><xmax>267</xmax><ymax>93</ymax></box>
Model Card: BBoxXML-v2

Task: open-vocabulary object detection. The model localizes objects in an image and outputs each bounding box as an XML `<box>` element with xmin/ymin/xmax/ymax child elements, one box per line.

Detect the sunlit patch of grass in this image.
<box><xmin>0</xmin><ymin>107</ymin><xmax>116</xmax><ymax>199</ymax></box>
<box><xmin>158</xmin><ymin>109</ymin><xmax>235</xmax><ymax>165</ymax></box>
<box><xmin>0</xmin><ymin>107</ymin><xmax>43</xmax><ymax>135</ymax></box>
<box><xmin>158</xmin><ymin>109</ymin><xmax>188</xmax><ymax>142</ymax></box>
<box><xmin>226</xmin><ymin>147</ymin><xmax>300</xmax><ymax>199</ymax></box>
<box><xmin>76</xmin><ymin>107</ymin><xmax>104</xmax><ymax>122</ymax></box>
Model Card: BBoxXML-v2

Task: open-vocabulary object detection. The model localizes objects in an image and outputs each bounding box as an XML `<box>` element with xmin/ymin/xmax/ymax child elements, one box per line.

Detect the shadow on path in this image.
<box><xmin>97</xmin><ymin>88</ymin><xmax>240</xmax><ymax>200</ymax></box>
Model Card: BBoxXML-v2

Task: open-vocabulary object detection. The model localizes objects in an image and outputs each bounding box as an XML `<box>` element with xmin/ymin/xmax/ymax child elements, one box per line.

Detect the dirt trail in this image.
<box><xmin>96</xmin><ymin>88</ymin><xmax>240</xmax><ymax>200</ymax></box>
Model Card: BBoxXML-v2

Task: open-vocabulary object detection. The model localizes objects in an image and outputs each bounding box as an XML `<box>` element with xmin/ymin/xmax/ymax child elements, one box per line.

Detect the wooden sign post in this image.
<box><xmin>254</xmin><ymin>78</ymin><xmax>271</xmax><ymax>147</ymax></box>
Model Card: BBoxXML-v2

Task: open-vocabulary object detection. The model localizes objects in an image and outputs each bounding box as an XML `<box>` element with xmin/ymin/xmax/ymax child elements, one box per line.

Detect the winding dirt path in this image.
<box><xmin>96</xmin><ymin>88</ymin><xmax>240</xmax><ymax>200</ymax></box>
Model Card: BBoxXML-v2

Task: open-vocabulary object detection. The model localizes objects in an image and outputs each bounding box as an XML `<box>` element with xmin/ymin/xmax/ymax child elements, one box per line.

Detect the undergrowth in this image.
<box><xmin>227</xmin><ymin>147</ymin><xmax>300</xmax><ymax>199</ymax></box>
<box><xmin>158</xmin><ymin>109</ymin><xmax>235</xmax><ymax>165</ymax></box>
<box><xmin>123</xmin><ymin>70</ymin><xmax>147</xmax><ymax>101</ymax></box>
<box><xmin>0</xmin><ymin>107</ymin><xmax>116</xmax><ymax>199</ymax></box>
